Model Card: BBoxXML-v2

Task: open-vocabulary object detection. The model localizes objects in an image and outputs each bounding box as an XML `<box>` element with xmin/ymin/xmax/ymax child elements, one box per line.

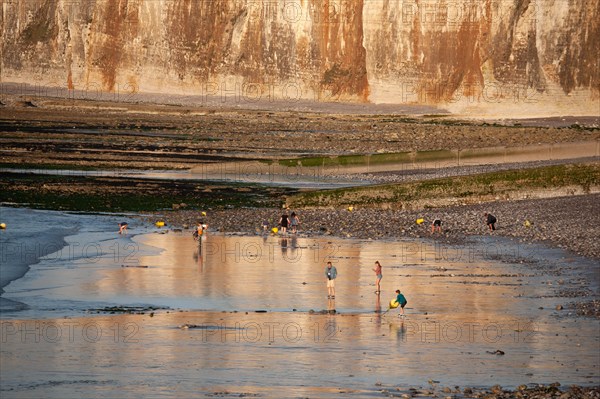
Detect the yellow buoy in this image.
<box><xmin>389</xmin><ymin>300</ymin><xmax>400</xmax><ymax>309</ymax></box>
<box><xmin>271</xmin><ymin>227</ymin><xmax>279</xmax><ymax>234</ymax></box>
<box><xmin>155</xmin><ymin>221</ymin><xmax>165</xmax><ymax>227</ymax></box>
<box><xmin>0</xmin><ymin>223</ymin><xmax>6</xmax><ymax>229</ymax></box>
<box><xmin>348</xmin><ymin>206</ymin><xmax>354</xmax><ymax>212</ymax></box>
<box><xmin>416</xmin><ymin>218</ymin><xmax>425</xmax><ymax>225</ymax></box>
<box><xmin>201</xmin><ymin>211</ymin><xmax>207</xmax><ymax>216</ymax></box>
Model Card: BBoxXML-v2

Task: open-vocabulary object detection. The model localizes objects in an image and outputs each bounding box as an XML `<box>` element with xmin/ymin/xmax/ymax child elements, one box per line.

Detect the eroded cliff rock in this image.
<box><xmin>1</xmin><ymin>0</ymin><xmax>598</xmax><ymax>116</ymax></box>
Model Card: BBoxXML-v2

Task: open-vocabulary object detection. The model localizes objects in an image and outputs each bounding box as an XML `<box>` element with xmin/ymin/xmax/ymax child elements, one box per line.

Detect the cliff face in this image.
<box><xmin>362</xmin><ymin>0</ymin><xmax>599</xmax><ymax>114</ymax></box>
<box><xmin>1</xmin><ymin>0</ymin><xmax>598</xmax><ymax>115</ymax></box>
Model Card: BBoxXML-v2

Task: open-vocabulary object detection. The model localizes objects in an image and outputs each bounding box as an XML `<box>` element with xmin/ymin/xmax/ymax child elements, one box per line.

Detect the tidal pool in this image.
<box><xmin>1</xmin><ymin>222</ymin><xmax>598</xmax><ymax>398</ymax></box>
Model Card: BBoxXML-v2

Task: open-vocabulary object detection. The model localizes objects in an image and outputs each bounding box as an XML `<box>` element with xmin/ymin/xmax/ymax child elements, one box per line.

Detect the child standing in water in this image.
<box><xmin>279</xmin><ymin>212</ymin><xmax>289</xmax><ymax>235</ymax></box>
<box><xmin>395</xmin><ymin>289</ymin><xmax>407</xmax><ymax>317</ymax></box>
<box><xmin>290</xmin><ymin>212</ymin><xmax>300</xmax><ymax>234</ymax></box>
<box><xmin>372</xmin><ymin>261</ymin><xmax>382</xmax><ymax>294</ymax></box>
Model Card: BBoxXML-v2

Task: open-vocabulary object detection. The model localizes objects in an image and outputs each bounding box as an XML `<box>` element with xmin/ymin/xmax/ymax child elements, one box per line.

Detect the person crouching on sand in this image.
<box><xmin>395</xmin><ymin>289</ymin><xmax>407</xmax><ymax>317</ymax></box>
<box><xmin>485</xmin><ymin>212</ymin><xmax>497</xmax><ymax>231</ymax></box>
<box><xmin>431</xmin><ymin>218</ymin><xmax>441</xmax><ymax>234</ymax></box>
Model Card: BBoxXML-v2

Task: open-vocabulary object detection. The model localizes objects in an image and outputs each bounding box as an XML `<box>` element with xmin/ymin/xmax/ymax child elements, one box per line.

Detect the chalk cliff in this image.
<box><xmin>1</xmin><ymin>0</ymin><xmax>598</xmax><ymax>116</ymax></box>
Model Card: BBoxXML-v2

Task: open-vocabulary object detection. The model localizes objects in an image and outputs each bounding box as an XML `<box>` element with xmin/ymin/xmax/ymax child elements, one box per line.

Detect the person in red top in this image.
<box><xmin>372</xmin><ymin>261</ymin><xmax>382</xmax><ymax>294</ymax></box>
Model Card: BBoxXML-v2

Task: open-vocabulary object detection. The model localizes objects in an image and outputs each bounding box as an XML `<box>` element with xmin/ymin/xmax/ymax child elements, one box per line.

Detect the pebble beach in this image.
<box><xmin>148</xmin><ymin>193</ymin><xmax>600</xmax><ymax>260</ymax></box>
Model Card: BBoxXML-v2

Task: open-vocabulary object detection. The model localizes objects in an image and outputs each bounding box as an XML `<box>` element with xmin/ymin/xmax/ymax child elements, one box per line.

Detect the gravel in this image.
<box><xmin>145</xmin><ymin>193</ymin><xmax>600</xmax><ymax>260</ymax></box>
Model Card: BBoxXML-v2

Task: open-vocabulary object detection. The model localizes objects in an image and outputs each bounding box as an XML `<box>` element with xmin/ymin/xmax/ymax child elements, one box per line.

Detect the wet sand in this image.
<box><xmin>1</xmin><ymin>229</ymin><xmax>598</xmax><ymax>397</ymax></box>
<box><xmin>1</xmin><ymin>309</ymin><xmax>598</xmax><ymax>398</ymax></box>
<box><xmin>1</xmin><ymin>94</ymin><xmax>599</xmax><ymax>397</ymax></box>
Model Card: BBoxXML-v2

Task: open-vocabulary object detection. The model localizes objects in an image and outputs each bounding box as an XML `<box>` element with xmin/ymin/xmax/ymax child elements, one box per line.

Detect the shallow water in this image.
<box><xmin>0</xmin><ymin>167</ymin><xmax>367</xmax><ymax>189</ymax></box>
<box><xmin>3</xmin><ymin>140</ymin><xmax>598</xmax><ymax>189</ymax></box>
<box><xmin>1</xmin><ymin>215</ymin><xmax>598</xmax><ymax>397</ymax></box>
<box><xmin>0</xmin><ymin>207</ymin><xmax>152</xmax><ymax>311</ymax></box>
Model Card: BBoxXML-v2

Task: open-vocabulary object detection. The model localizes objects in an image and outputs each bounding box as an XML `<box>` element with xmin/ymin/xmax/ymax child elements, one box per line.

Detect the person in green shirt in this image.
<box><xmin>395</xmin><ymin>289</ymin><xmax>407</xmax><ymax>317</ymax></box>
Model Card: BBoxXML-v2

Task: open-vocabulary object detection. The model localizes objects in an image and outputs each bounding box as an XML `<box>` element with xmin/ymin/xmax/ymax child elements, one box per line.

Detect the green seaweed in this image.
<box><xmin>287</xmin><ymin>163</ymin><xmax>600</xmax><ymax>208</ymax></box>
<box><xmin>0</xmin><ymin>173</ymin><xmax>293</xmax><ymax>212</ymax></box>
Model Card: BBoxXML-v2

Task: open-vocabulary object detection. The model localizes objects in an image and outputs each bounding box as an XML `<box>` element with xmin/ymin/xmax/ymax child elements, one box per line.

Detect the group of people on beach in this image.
<box><xmin>264</xmin><ymin>211</ymin><xmax>497</xmax><ymax>236</ymax></box>
<box><xmin>372</xmin><ymin>261</ymin><xmax>408</xmax><ymax>316</ymax></box>
<box><xmin>279</xmin><ymin>211</ymin><xmax>301</xmax><ymax>234</ymax></box>
<box><xmin>120</xmin><ymin>209</ymin><xmax>497</xmax><ymax>236</ymax></box>
<box><xmin>430</xmin><ymin>212</ymin><xmax>497</xmax><ymax>233</ymax></box>
<box><xmin>263</xmin><ymin>211</ymin><xmax>301</xmax><ymax>234</ymax></box>
<box><xmin>325</xmin><ymin>260</ymin><xmax>408</xmax><ymax>317</ymax></box>
<box><xmin>119</xmin><ymin>208</ymin><xmax>496</xmax><ymax>320</ymax></box>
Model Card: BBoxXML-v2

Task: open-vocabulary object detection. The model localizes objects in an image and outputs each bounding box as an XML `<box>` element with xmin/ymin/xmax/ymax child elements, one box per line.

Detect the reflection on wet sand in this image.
<box><xmin>107</xmin><ymin>233</ymin><xmax>369</xmax><ymax>312</ymax></box>
<box><xmin>2</xmin><ymin>306</ymin><xmax>597</xmax><ymax>398</ymax></box>
<box><xmin>327</xmin><ymin>297</ymin><xmax>336</xmax><ymax>313</ymax></box>
<box><xmin>1</xmin><ymin>232</ymin><xmax>598</xmax><ymax>397</ymax></box>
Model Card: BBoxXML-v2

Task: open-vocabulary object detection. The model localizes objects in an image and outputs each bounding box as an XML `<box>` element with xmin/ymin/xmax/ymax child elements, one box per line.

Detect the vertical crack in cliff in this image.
<box><xmin>85</xmin><ymin>0</ymin><xmax>141</xmax><ymax>92</ymax></box>
<box><xmin>316</xmin><ymin>0</ymin><xmax>369</xmax><ymax>101</ymax></box>
<box><xmin>557</xmin><ymin>0</ymin><xmax>600</xmax><ymax>96</ymax></box>
<box><xmin>64</xmin><ymin>5</ymin><xmax>73</xmax><ymax>90</ymax></box>
<box><xmin>4</xmin><ymin>0</ymin><xmax>59</xmax><ymax>72</ymax></box>
<box><xmin>235</xmin><ymin>1</ymin><xmax>267</xmax><ymax>84</ymax></box>
<box><xmin>491</xmin><ymin>0</ymin><xmax>546</xmax><ymax>92</ymax></box>
<box><xmin>166</xmin><ymin>0</ymin><xmax>238</xmax><ymax>82</ymax></box>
